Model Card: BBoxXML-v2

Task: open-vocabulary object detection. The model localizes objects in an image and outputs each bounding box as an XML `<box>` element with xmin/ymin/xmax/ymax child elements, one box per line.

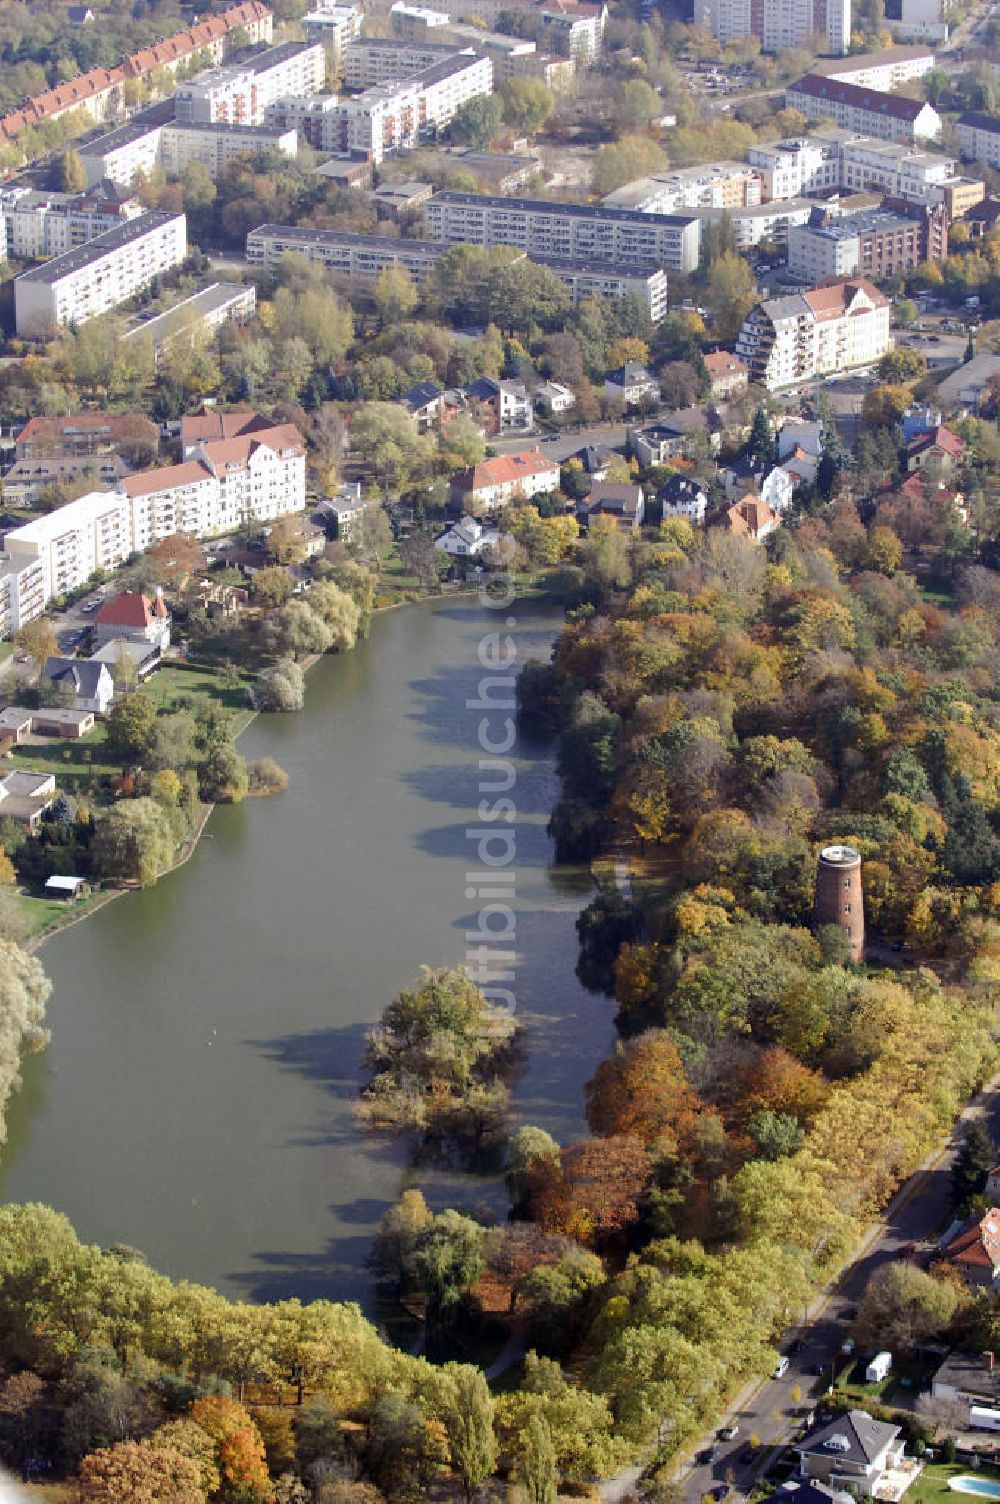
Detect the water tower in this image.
<box><xmin>814</xmin><ymin>844</ymin><xmax>864</xmax><ymax>962</ymax></box>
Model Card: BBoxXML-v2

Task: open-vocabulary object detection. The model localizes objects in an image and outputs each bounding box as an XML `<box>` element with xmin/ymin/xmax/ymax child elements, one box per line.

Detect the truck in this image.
<box><xmin>866</xmin><ymin>1352</ymin><xmax>892</xmax><ymax>1383</ymax></box>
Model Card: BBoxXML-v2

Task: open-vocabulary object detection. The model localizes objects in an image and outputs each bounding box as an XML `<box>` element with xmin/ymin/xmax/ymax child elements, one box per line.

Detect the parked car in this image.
<box><xmin>705</xmin><ymin>1444</ymin><xmax>721</xmax><ymax>1464</ymax></box>
<box><xmin>773</xmin><ymin>1356</ymin><xmax>790</xmax><ymax>1379</ymax></box>
<box><xmin>720</xmin><ymin>1425</ymin><xmax>739</xmax><ymax>1441</ymax></box>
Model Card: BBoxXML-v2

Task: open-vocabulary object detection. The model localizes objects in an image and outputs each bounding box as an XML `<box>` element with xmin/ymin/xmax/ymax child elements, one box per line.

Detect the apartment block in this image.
<box><xmin>735</xmin><ymin>277</ymin><xmax>892</xmax><ymax>390</ymax></box>
<box><xmin>329</xmin><ymin>53</ymin><xmax>494</xmax><ymax>162</ymax></box>
<box><xmin>696</xmin><ymin>0</ymin><xmax>849</xmax><ymax>56</ymax></box>
<box><xmin>122</xmin><ymin>283</ymin><xmax>257</xmax><ymax>365</ymax></box>
<box><xmin>245</xmin><ymin>224</ymin><xmax>669</xmax><ymax>318</ymax></box>
<box><xmin>883</xmin><ymin>0</ymin><xmax>947</xmax><ymax>40</ymax></box>
<box><xmin>302</xmin><ymin>3</ymin><xmax>362</xmax><ymax>70</ymax></box>
<box><xmin>14</xmin><ymin>211</ymin><xmax>188</xmax><ymax>338</ymax></box>
<box><xmin>787</xmin><ymin>203</ymin><xmax>946</xmax><ymax>281</ymax></box>
<box><xmin>748</xmin><ymin>136</ymin><xmax>843</xmax><ymax>200</ymax></box>
<box><xmin>0</xmin><ymin>182</ymin><xmax>143</xmax><ymax>259</ymax></box>
<box><xmin>342</xmin><ymin>36</ymin><xmax>459</xmax><ymax>88</ymax></box>
<box><xmin>602</xmin><ymin>160</ymin><xmax>761</xmax><ymax>213</ymax></box>
<box><xmin>810</xmin><ymin>45</ymin><xmax>935</xmax><ymax>90</ymax></box>
<box><xmin>424</xmin><ymin>191</ymin><xmax>701</xmax><ymax>273</ymax></box>
<box><xmin>956</xmin><ymin>112</ymin><xmax>1000</xmax><ymax>169</ymax></box>
<box><xmin>390</xmin><ymin>2</ymin><xmax>453</xmax><ymax>37</ymax></box>
<box><xmin>77</xmin><ymin>100</ymin><xmax>178</xmax><ymax>188</ymax></box>
<box><xmin>174</xmin><ymin>41</ymin><xmax>326</xmax><ymax>125</ymax></box>
<box><xmin>0</xmin><ymin>417</ymin><xmax>306</xmax><ymax>626</ymax></box>
<box><xmin>692</xmin><ymin>198</ymin><xmax>814</xmax><ymax>247</ymax></box>
<box><xmin>787</xmin><ymin>75</ymin><xmax>941</xmax><ymax>142</ymax></box>
<box><xmin>840</xmin><ymin>137</ymin><xmax>958</xmax><ymax>202</ymax></box>
<box><xmin>159</xmin><ymin>121</ymin><xmax>298</xmax><ymax>176</ymax></box>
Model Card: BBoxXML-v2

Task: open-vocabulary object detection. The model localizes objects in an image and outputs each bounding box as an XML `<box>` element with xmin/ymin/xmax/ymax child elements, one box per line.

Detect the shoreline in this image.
<box><xmin>26</xmin><ymin>583</ymin><xmax>506</xmax><ymax>952</ymax></box>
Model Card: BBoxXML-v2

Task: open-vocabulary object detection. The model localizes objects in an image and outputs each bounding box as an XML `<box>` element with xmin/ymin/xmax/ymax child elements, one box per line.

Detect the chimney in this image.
<box><xmin>985</xmin><ymin>1352</ymin><xmax>995</xmax><ymax>1372</ymax></box>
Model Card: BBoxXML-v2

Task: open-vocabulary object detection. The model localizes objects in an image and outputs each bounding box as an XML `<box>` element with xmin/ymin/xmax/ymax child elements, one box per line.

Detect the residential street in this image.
<box><xmin>678</xmin><ymin>1072</ymin><xmax>1000</xmax><ymax>1503</ymax></box>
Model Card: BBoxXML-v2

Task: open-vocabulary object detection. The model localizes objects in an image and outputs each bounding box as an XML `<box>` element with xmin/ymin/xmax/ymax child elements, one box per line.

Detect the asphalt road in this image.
<box><xmin>680</xmin><ymin>1073</ymin><xmax>1000</xmax><ymax>1503</ymax></box>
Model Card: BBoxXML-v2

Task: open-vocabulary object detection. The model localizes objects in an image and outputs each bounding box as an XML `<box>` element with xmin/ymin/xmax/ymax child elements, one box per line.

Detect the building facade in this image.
<box><xmin>602</xmin><ymin>160</ymin><xmax>762</xmax><ymax>213</ymax></box>
<box><xmin>174</xmin><ymin>41</ymin><xmax>325</xmax><ymax>125</ymax></box>
<box><xmin>813</xmin><ymin>842</ymin><xmax>865</xmax><ymax>961</ymax></box>
<box><xmin>696</xmin><ymin>0</ymin><xmax>849</xmax><ymax>56</ymax></box>
<box><xmin>787</xmin><ymin>75</ymin><xmax>941</xmax><ymax>142</ymax></box>
<box><xmin>810</xmin><ymin>45</ymin><xmax>935</xmax><ymax>90</ymax></box>
<box><xmin>331</xmin><ymin>53</ymin><xmax>494</xmax><ymax>161</ymax></box>
<box><xmin>735</xmin><ymin>277</ymin><xmax>892</xmax><ymax>391</ymax></box>
<box><xmin>14</xmin><ymin>210</ymin><xmax>188</xmax><ymax>338</ymax></box>
<box><xmin>787</xmin><ymin>202</ymin><xmax>947</xmax><ymax>281</ymax></box>
<box><xmin>424</xmin><ymin>190</ymin><xmax>701</xmax><ymax>273</ymax></box>
<box><xmin>158</xmin><ymin>121</ymin><xmax>298</xmax><ymax>176</ymax></box>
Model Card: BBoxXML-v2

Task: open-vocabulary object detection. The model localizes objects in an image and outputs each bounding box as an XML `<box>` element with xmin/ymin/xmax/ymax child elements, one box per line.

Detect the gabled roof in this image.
<box><xmin>95</xmin><ymin>592</ymin><xmax>168</xmax><ymax>628</ymax></box>
<box><xmin>908</xmin><ymin>424</ymin><xmax>965</xmax><ymax>459</ymax></box>
<box><xmin>661</xmin><ymin>473</ymin><xmax>707</xmax><ymax>501</ymax></box>
<box><xmin>789</xmin><ymin>73</ymin><xmax>935</xmax><ymax>124</ymax></box>
<box><xmin>180</xmin><ymin>407</ymin><xmax>275</xmax><ymax>449</ymax></box>
<box><xmin>704</xmin><ymin>350</ymin><xmax>748</xmax><ymax>378</ymax></box>
<box><xmin>400</xmin><ymin>379</ymin><xmax>443</xmax><ymax>410</ymax></box>
<box><xmin>607</xmin><ymin>361</ymin><xmax>656</xmax><ymax>386</ymax></box>
<box><xmin>42</xmin><ymin>657</ymin><xmax>111</xmax><ymax>698</ymax></box>
<box><xmin>797</xmin><ymin>1409</ymin><xmax>901</xmax><ymax>1466</ymax></box>
<box><xmin>570</xmin><ymin>444</ymin><xmax>619</xmax><ymax>472</ymax></box>
<box><xmin>120</xmin><ymin>460</ymin><xmax>213</xmax><ymax>498</ymax></box>
<box><xmin>584</xmin><ymin>481</ymin><xmax>642</xmax><ymax>515</ymax></box>
<box><xmin>947</xmin><ymin>1208</ymin><xmax>1000</xmax><ymax>1272</ymax></box>
<box><xmin>724</xmin><ymin>498</ymin><xmax>778</xmax><ymax>538</ymax></box>
<box><xmin>455</xmin><ymin>449</ymin><xmax>558</xmax><ymax>492</ymax></box>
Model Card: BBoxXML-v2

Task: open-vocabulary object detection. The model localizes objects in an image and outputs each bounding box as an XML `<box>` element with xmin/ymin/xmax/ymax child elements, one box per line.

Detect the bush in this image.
<box><xmin>247</xmin><ymin>758</ymin><xmax>289</xmax><ymax>796</ymax></box>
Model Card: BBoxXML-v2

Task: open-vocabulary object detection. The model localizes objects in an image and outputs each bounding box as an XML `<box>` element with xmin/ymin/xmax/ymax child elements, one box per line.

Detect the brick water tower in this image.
<box><xmin>814</xmin><ymin>844</ymin><xmax>865</xmax><ymax>962</ymax></box>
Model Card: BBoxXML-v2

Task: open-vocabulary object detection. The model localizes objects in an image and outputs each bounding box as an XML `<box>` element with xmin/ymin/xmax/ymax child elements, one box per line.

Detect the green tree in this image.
<box><xmin>746</xmin><ymin>405</ymin><xmax>776</xmax><ymax>468</ymax></box>
<box><xmin>518</xmin><ymin>1411</ymin><xmax>557</xmax><ymax>1504</ymax></box>
<box><xmin>591</xmin><ymin>136</ymin><xmax>668</xmax><ymax>197</ymax></box>
<box><xmin>104</xmin><ymin>692</ymin><xmax>157</xmax><ymax>765</ymax></box>
<box><xmin>450</xmin><ymin>94</ymin><xmax>504</xmax><ymax>148</ymax></box>
<box><xmin>0</xmin><ymin>940</ymin><xmax>51</xmax><ymax>1147</ymax></box>
<box><xmin>92</xmin><ymin>798</ymin><xmax>180</xmax><ymax>887</ymax></box>
<box><xmin>953</xmin><ymin>1121</ymin><xmax>995</xmax><ymax>1208</ymax></box>
<box><xmin>260</xmin><ymin>601</ymin><xmax>333</xmax><ymax>660</ymax></box>
<box><xmin>374</xmin><ymin>265</ymin><xmax>419</xmax><ymax>326</ymax></box>
<box><xmin>59</xmin><ymin>147</ymin><xmax>87</xmax><ymax>193</ymax></box>
<box><xmin>855</xmin><ymin>1261</ymin><xmax>959</xmax><ymax>1354</ymax></box>
<box><xmin>199</xmin><ymin>741</ymin><xmax>249</xmax><ymax>804</ymax></box>
<box><xmin>499</xmin><ymin>76</ymin><xmax>554</xmax><ymax>134</ymax></box>
<box><xmin>445</xmin><ymin>1365</ymin><xmax>497</xmax><ymax>1502</ymax></box>
<box><xmin>302</xmin><ymin>581</ymin><xmax>360</xmax><ymax>652</ymax></box>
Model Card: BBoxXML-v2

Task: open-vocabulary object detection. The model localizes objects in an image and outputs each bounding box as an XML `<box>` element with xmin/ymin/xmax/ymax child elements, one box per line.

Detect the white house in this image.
<box><xmin>0</xmin><ymin>769</ymin><xmax>56</xmax><ymax>831</ymax></box>
<box><xmin>779</xmin><ymin>419</ymin><xmax>823</xmax><ymax>461</ymax></box>
<box><xmin>604</xmin><ymin>361</ymin><xmax>659</xmax><ymax>408</ymax></box>
<box><xmin>660</xmin><ymin>473</ymin><xmax>708</xmax><ymax>523</ymax></box>
<box><xmin>795</xmin><ymin>1411</ymin><xmax>911</xmax><ymax>1500</ymax></box>
<box><xmin>42</xmin><ymin>657</ymin><xmax>115</xmax><ymax>715</ymax></box>
<box><xmin>94</xmin><ymin>590</ymin><xmax>171</xmax><ymax>651</ymax></box>
<box><xmin>449</xmin><ymin>449</ymin><xmax>560</xmax><ymax>510</ymax></box>
<box><xmin>435</xmin><ymin>517</ymin><xmax>500</xmax><ymax>557</ymax></box>
<box><xmin>534</xmin><ymin>380</ymin><xmax>576</xmax><ymax>415</ymax></box>
<box><xmin>762</xmin><ymin>465</ymin><xmax>795</xmax><ymax>514</ymax></box>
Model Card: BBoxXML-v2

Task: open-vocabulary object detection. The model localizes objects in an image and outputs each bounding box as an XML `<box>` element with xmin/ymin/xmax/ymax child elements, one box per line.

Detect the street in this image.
<box><xmin>679</xmin><ymin>1073</ymin><xmax>1000</xmax><ymax>1503</ymax></box>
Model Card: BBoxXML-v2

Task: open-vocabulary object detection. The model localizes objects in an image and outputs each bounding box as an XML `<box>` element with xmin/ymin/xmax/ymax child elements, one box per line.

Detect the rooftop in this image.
<box><xmin>812</xmin><ymin>44</ymin><xmax>933</xmax><ymax>72</ymax></box>
<box><xmin>789</xmin><ymin>74</ymin><xmax>936</xmax><ymax>122</ymax></box>
<box><xmin>797</xmin><ymin>1409</ymin><xmax>900</xmax><ymax>1465</ymax></box>
<box><xmin>798</xmin><ymin>206</ymin><xmax>923</xmax><ymax>240</ymax></box>
<box><xmin>78</xmin><ymin>99</ymin><xmax>178</xmax><ymax>157</ymax></box>
<box><xmin>427</xmin><ymin>189</ymin><xmax>699</xmax><ymax>230</ymax></box>
<box><xmin>123</xmin><ymin>283</ymin><xmax>253</xmax><ymax>348</ymax></box>
<box><xmin>15</xmin><ymin>209</ymin><xmax>184</xmax><ymax>286</ymax></box>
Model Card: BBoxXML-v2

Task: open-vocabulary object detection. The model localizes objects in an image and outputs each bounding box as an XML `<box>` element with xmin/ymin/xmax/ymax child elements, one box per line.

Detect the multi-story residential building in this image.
<box><xmin>786</xmin><ymin>75</ymin><xmax>942</xmax><ymax>142</ymax></box>
<box><xmin>749</xmin><ymin>135</ymin><xmax>846</xmax><ymax>200</ymax></box>
<box><xmin>602</xmin><ymin>160</ymin><xmax>761</xmax><ymax>213</ymax></box>
<box><xmin>390</xmin><ymin>2</ymin><xmax>453</xmax><ymax>37</ymax></box>
<box><xmin>0</xmin><ymin>417</ymin><xmax>305</xmax><ymax>626</ymax></box>
<box><xmin>329</xmin><ymin>53</ymin><xmax>493</xmax><ymax>161</ymax></box>
<box><xmin>787</xmin><ymin>202</ymin><xmax>947</xmax><ymax>281</ymax></box>
<box><xmin>245</xmin><ymin>224</ymin><xmax>669</xmax><ymax>318</ymax></box>
<box><xmin>704</xmin><ymin>350</ymin><xmax>749</xmax><ymax>399</ymax></box>
<box><xmin>77</xmin><ymin>100</ymin><xmax>178</xmax><ymax>188</ymax></box>
<box><xmin>465</xmin><ymin>377</ymin><xmax>533</xmax><ymax>434</ymax></box>
<box><xmin>696</xmin><ymin>0</ymin><xmax>849</xmax><ymax>56</ymax></box>
<box><xmin>693</xmin><ymin>199</ymin><xmax>814</xmax><ymax>247</ymax></box>
<box><xmin>0</xmin><ymin>182</ymin><xmax>142</xmax><ymax>260</ymax></box>
<box><xmin>302</xmin><ymin>2</ymin><xmax>362</xmax><ymax>71</ymax></box>
<box><xmin>3</xmin><ymin>453</ymin><xmax>134</xmax><ymax>509</ymax></box>
<box><xmin>342</xmin><ymin>36</ymin><xmax>459</xmax><ymax>88</ymax></box>
<box><xmin>158</xmin><ymin>121</ymin><xmax>298</xmax><ymax>176</ymax></box>
<box><xmin>3</xmin><ymin>491</ymin><xmax>135</xmax><ymax>601</ymax></box>
<box><xmin>424</xmin><ymin>191</ymin><xmax>701</xmax><ymax>273</ymax></box>
<box><xmin>735</xmin><ymin>276</ymin><xmax>892</xmax><ymax>390</ymax></box>
<box><xmin>122</xmin><ymin>283</ymin><xmax>257</xmax><ymax>365</ymax></box>
<box><xmin>957</xmin><ymin>112</ymin><xmax>1000</xmax><ymax>170</ymax></box>
<box><xmin>0</xmin><ymin>2</ymin><xmax>272</xmax><ymax>148</ymax></box>
<box><xmin>13</xmin><ymin>413</ymin><xmax>158</xmax><ymax>463</ymax></box>
<box><xmin>840</xmin><ymin>137</ymin><xmax>958</xmax><ymax>202</ymax></box>
<box><xmin>174</xmin><ymin>41</ymin><xmax>326</xmax><ymax>125</ymax></box>
<box><xmin>14</xmin><ymin>210</ymin><xmax>188</xmax><ymax>338</ymax></box>
<box><xmin>449</xmin><ymin>449</ymin><xmax>560</xmax><ymax>509</ymax></box>
<box><xmin>810</xmin><ymin>45</ymin><xmax>935</xmax><ymax>90</ymax></box>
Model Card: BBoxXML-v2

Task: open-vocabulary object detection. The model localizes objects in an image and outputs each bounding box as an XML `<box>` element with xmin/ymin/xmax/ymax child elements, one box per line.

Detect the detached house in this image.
<box><xmin>718</xmin><ymin>497</ymin><xmax>780</xmax><ymax>543</ymax></box>
<box><xmin>604</xmin><ymin>361</ymin><xmax>658</xmax><ymax>409</ymax></box>
<box><xmin>795</xmin><ymin>1410</ymin><xmax>911</xmax><ymax>1499</ymax></box>
<box><xmin>660</xmin><ymin>474</ymin><xmax>708</xmax><ymax>523</ymax></box>
<box><xmin>42</xmin><ymin>656</ymin><xmax>115</xmax><ymax>715</ymax></box>
<box><xmin>945</xmin><ymin>1207</ymin><xmax>1000</xmax><ymax>1287</ymax></box>
<box><xmin>704</xmin><ymin>350</ymin><xmax>749</xmax><ymax>400</ymax></box>
<box><xmin>94</xmin><ymin>590</ymin><xmax>170</xmax><ymax>651</ymax></box>
<box><xmin>578</xmin><ymin>481</ymin><xmax>645</xmax><ymax>531</ymax></box>
<box><xmin>435</xmin><ymin>517</ymin><xmax>500</xmax><ymax>558</ymax></box>
<box><xmin>449</xmin><ymin>449</ymin><xmax>560</xmax><ymax>511</ymax></box>
<box><xmin>464</xmin><ymin>377</ymin><xmax>533</xmax><ymax>435</ymax></box>
<box><xmin>398</xmin><ymin>380</ymin><xmax>466</xmax><ymax>433</ymax></box>
<box><xmin>905</xmin><ymin>424</ymin><xmax>965</xmax><ymax>474</ymax></box>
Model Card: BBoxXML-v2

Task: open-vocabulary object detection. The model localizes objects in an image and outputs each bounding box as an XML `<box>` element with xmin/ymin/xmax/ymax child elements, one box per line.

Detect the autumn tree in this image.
<box><xmin>855</xmin><ymin>1262</ymin><xmax>960</xmax><ymax>1354</ymax></box>
<box><xmin>13</xmin><ymin>617</ymin><xmax>57</xmax><ymax>671</ymax></box>
<box><xmin>189</xmin><ymin>1396</ymin><xmax>270</xmax><ymax>1503</ymax></box>
<box><xmin>445</xmin><ymin>1365</ymin><xmax>497</xmax><ymax>1502</ymax></box>
<box><xmin>517</xmin><ymin>1411</ymin><xmax>557</xmax><ymax>1504</ymax></box>
<box><xmin>78</xmin><ymin>1439</ymin><xmax>203</xmax><ymax>1504</ymax></box>
<box><xmin>104</xmin><ymin>692</ymin><xmax>157</xmax><ymax>765</ymax></box>
<box><xmin>585</xmin><ymin>1031</ymin><xmax>705</xmax><ymax>1150</ymax></box>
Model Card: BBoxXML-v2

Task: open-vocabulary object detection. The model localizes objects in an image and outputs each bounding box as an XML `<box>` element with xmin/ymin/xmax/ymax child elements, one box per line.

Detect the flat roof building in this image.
<box><xmin>14</xmin><ymin>210</ymin><xmax>188</xmax><ymax>338</ymax></box>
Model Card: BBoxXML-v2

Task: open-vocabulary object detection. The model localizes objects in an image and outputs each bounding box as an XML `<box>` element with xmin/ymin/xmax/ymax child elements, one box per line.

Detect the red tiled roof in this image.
<box><xmin>456</xmin><ymin>448</ymin><xmax>558</xmax><ymax>491</ymax></box>
<box><xmin>802</xmin><ymin>277</ymin><xmax>891</xmax><ymax>320</ymax></box>
<box><xmin>947</xmin><ymin>1209</ymin><xmax>1000</xmax><ymax>1271</ymax></box>
<box><xmin>120</xmin><ymin>460</ymin><xmax>213</xmax><ymax>497</ymax></box>
<box><xmin>95</xmin><ymin>591</ymin><xmax>168</xmax><ymax>627</ymax></box>
<box><xmin>199</xmin><ymin>424</ymin><xmax>305</xmax><ymax>468</ymax></box>
<box><xmin>909</xmin><ymin>424</ymin><xmax>965</xmax><ymax>459</ymax></box>
<box><xmin>17</xmin><ymin>413</ymin><xmax>152</xmax><ymax>443</ymax></box>
<box><xmin>0</xmin><ymin>2</ymin><xmax>270</xmax><ymax>142</ymax></box>
<box><xmin>724</xmin><ymin>497</ymin><xmax>778</xmax><ymax>538</ymax></box>
<box><xmin>180</xmin><ymin>406</ymin><xmax>274</xmax><ymax>447</ymax></box>
<box><xmin>704</xmin><ymin>351</ymin><xmax>747</xmax><ymax>378</ymax></box>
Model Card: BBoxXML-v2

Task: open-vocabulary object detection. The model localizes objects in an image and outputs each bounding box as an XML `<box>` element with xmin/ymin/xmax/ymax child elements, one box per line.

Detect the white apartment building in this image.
<box><xmin>424</xmin><ymin>191</ymin><xmax>702</xmax><ymax>273</ymax></box>
<box><xmin>4</xmin><ymin>491</ymin><xmax>134</xmax><ymax>603</ymax></box>
<box><xmin>174</xmin><ymin>41</ymin><xmax>326</xmax><ymax>125</ymax></box>
<box><xmin>245</xmin><ymin>225</ymin><xmax>669</xmax><ymax>318</ymax></box>
<box><xmin>696</xmin><ymin>0</ymin><xmax>849</xmax><ymax>55</ymax></box>
<box><xmin>786</xmin><ymin>76</ymin><xmax>942</xmax><ymax>142</ymax></box>
<box><xmin>839</xmin><ymin>137</ymin><xmax>956</xmax><ymax>201</ymax></box>
<box><xmin>122</xmin><ymin>283</ymin><xmax>256</xmax><ymax>365</ymax></box>
<box><xmin>811</xmin><ymin>45</ymin><xmax>935</xmax><ymax>90</ymax></box>
<box><xmin>693</xmin><ymin>199</ymin><xmax>814</xmax><ymax>247</ymax></box>
<box><xmin>748</xmin><ymin>137</ymin><xmax>842</xmax><ymax>200</ymax></box>
<box><xmin>158</xmin><ymin>121</ymin><xmax>298</xmax><ymax>176</ymax></box>
<box><xmin>391</xmin><ymin>2</ymin><xmax>454</xmax><ymax>36</ymax></box>
<box><xmin>0</xmin><ymin>422</ymin><xmax>306</xmax><ymax>627</ymax></box>
<box><xmin>302</xmin><ymin>3</ymin><xmax>362</xmax><ymax>71</ymax></box>
<box><xmin>602</xmin><ymin>160</ymin><xmax>762</xmax><ymax>213</ymax></box>
<box><xmin>330</xmin><ymin>53</ymin><xmax>494</xmax><ymax>161</ymax></box>
<box><xmin>77</xmin><ymin>102</ymin><xmax>176</xmax><ymax>188</ymax></box>
<box><xmin>884</xmin><ymin>0</ymin><xmax>947</xmax><ymax>40</ymax></box>
<box><xmin>14</xmin><ymin>210</ymin><xmax>188</xmax><ymax>338</ymax></box>
<box><xmin>735</xmin><ymin>277</ymin><xmax>892</xmax><ymax>390</ymax></box>
<box><xmin>0</xmin><ymin>184</ymin><xmax>142</xmax><ymax>260</ymax></box>
<box><xmin>342</xmin><ymin>36</ymin><xmax>459</xmax><ymax>88</ymax></box>
<box><xmin>957</xmin><ymin>112</ymin><xmax>1000</xmax><ymax>168</ymax></box>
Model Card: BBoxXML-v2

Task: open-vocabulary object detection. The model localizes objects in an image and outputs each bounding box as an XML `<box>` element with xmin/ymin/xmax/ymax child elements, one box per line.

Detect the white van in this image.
<box><xmin>773</xmin><ymin>1356</ymin><xmax>790</xmax><ymax>1379</ymax></box>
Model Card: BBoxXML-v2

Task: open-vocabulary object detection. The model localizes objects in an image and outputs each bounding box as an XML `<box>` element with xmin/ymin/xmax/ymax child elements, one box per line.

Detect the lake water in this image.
<box><xmin>0</xmin><ymin>597</ymin><xmax>615</xmax><ymax>1306</ymax></box>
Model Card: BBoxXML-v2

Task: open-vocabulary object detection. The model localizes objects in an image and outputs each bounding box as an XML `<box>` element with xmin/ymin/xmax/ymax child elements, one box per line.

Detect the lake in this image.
<box><xmin>0</xmin><ymin>596</ymin><xmax>616</xmax><ymax>1306</ymax></box>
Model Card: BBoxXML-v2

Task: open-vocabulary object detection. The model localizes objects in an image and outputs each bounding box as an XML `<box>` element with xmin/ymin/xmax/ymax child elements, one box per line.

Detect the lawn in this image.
<box><xmin>907</xmin><ymin>1459</ymin><xmax>1000</xmax><ymax>1504</ymax></box>
<box><xmin>17</xmin><ymin>890</ymin><xmax>113</xmax><ymax>938</ymax></box>
<box><xmin>142</xmin><ymin>662</ymin><xmax>251</xmax><ymax>721</ymax></box>
<box><xmin>8</xmin><ymin>724</ymin><xmax>119</xmax><ymax>787</ymax></box>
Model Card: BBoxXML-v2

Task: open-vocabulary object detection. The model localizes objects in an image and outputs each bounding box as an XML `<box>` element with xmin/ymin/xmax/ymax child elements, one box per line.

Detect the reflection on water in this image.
<box><xmin>0</xmin><ymin>599</ymin><xmax>616</xmax><ymax>1305</ymax></box>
